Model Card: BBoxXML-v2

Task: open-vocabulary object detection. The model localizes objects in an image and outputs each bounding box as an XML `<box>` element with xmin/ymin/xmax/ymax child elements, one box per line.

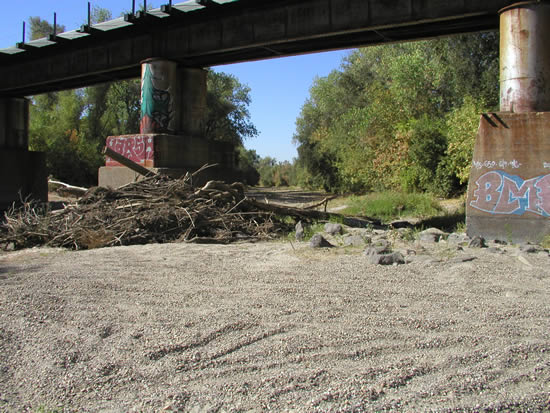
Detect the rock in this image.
<box><xmin>447</xmin><ymin>232</ymin><xmax>470</xmax><ymax>246</ymax></box>
<box><xmin>295</xmin><ymin>221</ymin><xmax>305</xmax><ymax>241</ymax></box>
<box><xmin>487</xmin><ymin>247</ymin><xmax>503</xmax><ymax>254</ymax></box>
<box><xmin>418</xmin><ymin>228</ymin><xmax>447</xmax><ymax>243</ymax></box>
<box><xmin>468</xmin><ymin>236</ymin><xmax>487</xmax><ymax>248</ymax></box>
<box><xmin>343</xmin><ymin>234</ymin><xmax>368</xmax><ymax>247</ymax></box>
<box><xmin>324</xmin><ymin>223</ymin><xmax>343</xmax><ymax>235</ymax></box>
<box><xmin>370</xmin><ymin>239</ymin><xmax>391</xmax><ymax>254</ymax></box>
<box><xmin>519</xmin><ymin>243</ymin><xmax>538</xmax><ymax>253</ymax></box>
<box><xmin>309</xmin><ymin>234</ymin><xmax>335</xmax><ymax>248</ymax></box>
<box><xmin>364</xmin><ymin>248</ymin><xmax>405</xmax><ymax>265</ymax></box>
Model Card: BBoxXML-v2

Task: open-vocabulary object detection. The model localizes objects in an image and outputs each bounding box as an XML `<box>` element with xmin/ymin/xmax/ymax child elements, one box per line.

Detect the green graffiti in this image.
<box><xmin>140</xmin><ymin>64</ymin><xmax>172</xmax><ymax>133</ymax></box>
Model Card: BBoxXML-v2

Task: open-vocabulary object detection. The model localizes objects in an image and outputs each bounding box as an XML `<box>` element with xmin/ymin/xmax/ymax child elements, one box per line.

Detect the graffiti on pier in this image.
<box><xmin>472</xmin><ymin>159</ymin><xmax>522</xmax><ymax>170</ymax></box>
<box><xmin>106</xmin><ymin>136</ymin><xmax>154</xmax><ymax>166</ymax></box>
<box><xmin>140</xmin><ymin>62</ymin><xmax>174</xmax><ymax>134</ymax></box>
<box><xmin>470</xmin><ymin>170</ymin><xmax>550</xmax><ymax>217</ymax></box>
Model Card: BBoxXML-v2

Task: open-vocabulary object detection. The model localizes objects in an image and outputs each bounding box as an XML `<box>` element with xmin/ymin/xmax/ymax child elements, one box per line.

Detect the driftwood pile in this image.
<box><xmin>1</xmin><ymin>171</ymin><xmax>380</xmax><ymax>251</ymax></box>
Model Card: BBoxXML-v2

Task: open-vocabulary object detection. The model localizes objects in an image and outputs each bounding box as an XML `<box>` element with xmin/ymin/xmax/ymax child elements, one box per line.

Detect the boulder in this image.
<box><xmin>418</xmin><ymin>228</ymin><xmax>447</xmax><ymax>243</ymax></box>
<box><xmin>364</xmin><ymin>248</ymin><xmax>405</xmax><ymax>265</ymax></box>
<box><xmin>447</xmin><ymin>232</ymin><xmax>470</xmax><ymax>246</ymax></box>
<box><xmin>343</xmin><ymin>234</ymin><xmax>368</xmax><ymax>247</ymax></box>
<box><xmin>468</xmin><ymin>236</ymin><xmax>487</xmax><ymax>248</ymax></box>
<box><xmin>324</xmin><ymin>223</ymin><xmax>343</xmax><ymax>235</ymax></box>
<box><xmin>309</xmin><ymin>234</ymin><xmax>335</xmax><ymax>248</ymax></box>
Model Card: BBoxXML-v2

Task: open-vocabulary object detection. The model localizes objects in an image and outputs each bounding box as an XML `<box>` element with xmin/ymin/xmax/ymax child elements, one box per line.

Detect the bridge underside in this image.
<box><xmin>0</xmin><ymin>0</ymin><xmax>510</xmax><ymax>97</ymax></box>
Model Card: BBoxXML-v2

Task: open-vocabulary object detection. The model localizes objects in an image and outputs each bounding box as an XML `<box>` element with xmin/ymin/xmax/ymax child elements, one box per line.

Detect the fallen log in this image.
<box><xmin>48</xmin><ymin>180</ymin><xmax>88</xmax><ymax>198</ymax></box>
<box><xmin>243</xmin><ymin>198</ymin><xmax>383</xmax><ymax>228</ymax></box>
<box><xmin>103</xmin><ymin>146</ymin><xmax>158</xmax><ymax>178</ymax></box>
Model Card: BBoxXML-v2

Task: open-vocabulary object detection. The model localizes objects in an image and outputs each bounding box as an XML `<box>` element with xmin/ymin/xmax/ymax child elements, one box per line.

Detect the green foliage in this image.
<box><xmin>293</xmin><ymin>33</ymin><xmax>499</xmax><ymax>195</ymax></box>
<box><xmin>399</xmin><ymin>115</ymin><xmax>447</xmax><ymax>193</ymax></box>
<box><xmin>254</xmin><ymin>157</ymin><xmax>300</xmax><ymax>188</ymax></box>
<box><xmin>236</xmin><ymin>146</ymin><xmax>260</xmax><ymax>185</ymax></box>
<box><xmin>445</xmin><ymin>96</ymin><xmax>490</xmax><ymax>185</ymax></box>
<box><xmin>342</xmin><ymin>192</ymin><xmax>443</xmax><ymax>221</ymax></box>
<box><xmin>28</xmin><ymin>17</ymin><xmax>65</xmax><ymax>40</ymax></box>
<box><xmin>205</xmin><ymin>71</ymin><xmax>258</xmax><ymax>145</ymax></box>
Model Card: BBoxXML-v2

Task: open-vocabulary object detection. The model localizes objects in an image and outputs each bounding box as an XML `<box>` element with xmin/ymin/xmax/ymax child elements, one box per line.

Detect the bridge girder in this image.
<box><xmin>0</xmin><ymin>0</ymin><xmax>513</xmax><ymax>96</ymax></box>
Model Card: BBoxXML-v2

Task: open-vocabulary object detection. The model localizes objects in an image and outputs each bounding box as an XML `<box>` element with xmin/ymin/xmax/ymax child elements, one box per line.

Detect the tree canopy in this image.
<box><xmin>293</xmin><ymin>32</ymin><xmax>499</xmax><ymax>194</ymax></box>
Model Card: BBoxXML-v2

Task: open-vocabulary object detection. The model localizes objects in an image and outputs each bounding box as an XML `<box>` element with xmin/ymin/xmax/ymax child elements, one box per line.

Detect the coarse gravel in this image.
<box><xmin>0</xmin><ymin>240</ymin><xmax>549</xmax><ymax>412</ymax></box>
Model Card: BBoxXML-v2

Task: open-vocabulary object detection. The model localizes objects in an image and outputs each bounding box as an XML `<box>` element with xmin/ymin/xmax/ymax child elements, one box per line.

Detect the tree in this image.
<box><xmin>28</xmin><ymin>16</ymin><xmax>65</xmax><ymax>40</ymax></box>
<box><xmin>204</xmin><ymin>71</ymin><xmax>258</xmax><ymax>145</ymax></box>
<box><xmin>293</xmin><ymin>32</ymin><xmax>499</xmax><ymax>194</ymax></box>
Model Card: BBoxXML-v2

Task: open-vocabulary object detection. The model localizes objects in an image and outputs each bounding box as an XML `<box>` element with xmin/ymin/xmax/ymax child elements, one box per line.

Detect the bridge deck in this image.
<box><xmin>0</xmin><ymin>0</ymin><xmax>511</xmax><ymax>96</ymax></box>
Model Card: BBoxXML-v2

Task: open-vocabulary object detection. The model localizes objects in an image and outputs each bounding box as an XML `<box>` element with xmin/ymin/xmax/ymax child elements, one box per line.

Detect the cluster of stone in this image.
<box><xmin>299</xmin><ymin>221</ymin><xmax>549</xmax><ymax>266</ymax></box>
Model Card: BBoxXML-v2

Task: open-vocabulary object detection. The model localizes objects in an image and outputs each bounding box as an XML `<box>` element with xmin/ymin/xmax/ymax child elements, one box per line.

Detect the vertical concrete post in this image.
<box><xmin>0</xmin><ymin>97</ymin><xmax>29</xmax><ymax>149</ymax></box>
<box><xmin>140</xmin><ymin>58</ymin><xmax>178</xmax><ymax>134</ymax></box>
<box><xmin>177</xmin><ymin>67</ymin><xmax>207</xmax><ymax>138</ymax></box>
<box><xmin>500</xmin><ymin>1</ymin><xmax>550</xmax><ymax>112</ymax></box>
<box><xmin>139</xmin><ymin>59</ymin><xmax>207</xmax><ymax>137</ymax></box>
<box><xmin>0</xmin><ymin>97</ymin><xmax>47</xmax><ymax>210</ymax></box>
<box><xmin>466</xmin><ymin>1</ymin><xmax>550</xmax><ymax>243</ymax></box>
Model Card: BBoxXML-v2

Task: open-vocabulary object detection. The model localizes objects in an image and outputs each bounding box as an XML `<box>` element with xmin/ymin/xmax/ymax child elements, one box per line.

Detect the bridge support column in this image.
<box><xmin>99</xmin><ymin>60</ymin><xmax>237</xmax><ymax>188</ymax></box>
<box><xmin>176</xmin><ymin>66</ymin><xmax>207</xmax><ymax>137</ymax></box>
<box><xmin>139</xmin><ymin>59</ymin><xmax>207</xmax><ymax>136</ymax></box>
<box><xmin>0</xmin><ymin>97</ymin><xmax>47</xmax><ymax>210</ymax></box>
<box><xmin>466</xmin><ymin>1</ymin><xmax>550</xmax><ymax>243</ymax></box>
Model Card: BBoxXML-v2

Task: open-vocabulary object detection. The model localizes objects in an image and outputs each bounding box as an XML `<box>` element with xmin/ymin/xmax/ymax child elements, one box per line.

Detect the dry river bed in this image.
<box><xmin>0</xmin><ymin>238</ymin><xmax>549</xmax><ymax>412</ymax></box>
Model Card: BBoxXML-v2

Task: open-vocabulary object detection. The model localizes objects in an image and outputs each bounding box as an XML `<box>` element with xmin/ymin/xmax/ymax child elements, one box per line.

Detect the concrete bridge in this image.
<box><xmin>1</xmin><ymin>0</ymin><xmax>549</xmax><ymax>242</ymax></box>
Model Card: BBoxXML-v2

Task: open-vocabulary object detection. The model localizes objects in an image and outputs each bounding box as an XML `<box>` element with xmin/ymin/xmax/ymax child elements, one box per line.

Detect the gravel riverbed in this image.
<box><xmin>0</xmin><ymin>239</ymin><xmax>549</xmax><ymax>412</ymax></box>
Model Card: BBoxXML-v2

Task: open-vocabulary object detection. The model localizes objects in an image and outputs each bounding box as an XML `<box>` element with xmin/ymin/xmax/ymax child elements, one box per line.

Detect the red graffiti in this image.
<box><xmin>470</xmin><ymin>171</ymin><xmax>502</xmax><ymax>212</ymax></box>
<box><xmin>105</xmin><ymin>136</ymin><xmax>154</xmax><ymax>167</ymax></box>
<box><xmin>470</xmin><ymin>171</ymin><xmax>550</xmax><ymax>217</ymax></box>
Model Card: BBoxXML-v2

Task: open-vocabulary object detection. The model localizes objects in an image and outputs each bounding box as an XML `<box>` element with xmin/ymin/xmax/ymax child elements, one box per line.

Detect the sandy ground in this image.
<box><xmin>0</xmin><ymin>238</ymin><xmax>549</xmax><ymax>412</ymax></box>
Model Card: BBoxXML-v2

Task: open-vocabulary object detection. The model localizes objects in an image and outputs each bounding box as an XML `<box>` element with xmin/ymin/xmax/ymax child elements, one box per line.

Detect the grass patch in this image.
<box><xmin>541</xmin><ymin>235</ymin><xmax>550</xmax><ymax>249</ymax></box>
<box><xmin>340</xmin><ymin>191</ymin><xmax>444</xmax><ymax>222</ymax></box>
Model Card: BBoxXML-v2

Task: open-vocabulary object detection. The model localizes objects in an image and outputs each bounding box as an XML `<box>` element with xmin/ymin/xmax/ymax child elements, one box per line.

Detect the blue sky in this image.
<box><xmin>0</xmin><ymin>1</ymin><xmax>353</xmax><ymax>162</ymax></box>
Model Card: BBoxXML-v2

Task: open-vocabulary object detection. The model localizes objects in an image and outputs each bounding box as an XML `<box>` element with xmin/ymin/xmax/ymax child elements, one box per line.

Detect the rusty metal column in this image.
<box><xmin>140</xmin><ymin>58</ymin><xmax>178</xmax><ymax>134</ymax></box>
<box><xmin>500</xmin><ymin>1</ymin><xmax>550</xmax><ymax>112</ymax></box>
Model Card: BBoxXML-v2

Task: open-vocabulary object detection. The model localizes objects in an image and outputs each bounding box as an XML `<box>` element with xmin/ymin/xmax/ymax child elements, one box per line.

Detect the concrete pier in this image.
<box><xmin>99</xmin><ymin>61</ymin><xmax>233</xmax><ymax>188</ymax></box>
<box><xmin>466</xmin><ymin>1</ymin><xmax>550</xmax><ymax>243</ymax></box>
<box><xmin>0</xmin><ymin>98</ymin><xmax>47</xmax><ymax>210</ymax></box>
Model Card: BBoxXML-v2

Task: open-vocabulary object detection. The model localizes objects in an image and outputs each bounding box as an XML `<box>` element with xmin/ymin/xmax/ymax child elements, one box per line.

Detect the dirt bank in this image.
<box><xmin>0</xmin><ymin>240</ymin><xmax>549</xmax><ymax>412</ymax></box>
